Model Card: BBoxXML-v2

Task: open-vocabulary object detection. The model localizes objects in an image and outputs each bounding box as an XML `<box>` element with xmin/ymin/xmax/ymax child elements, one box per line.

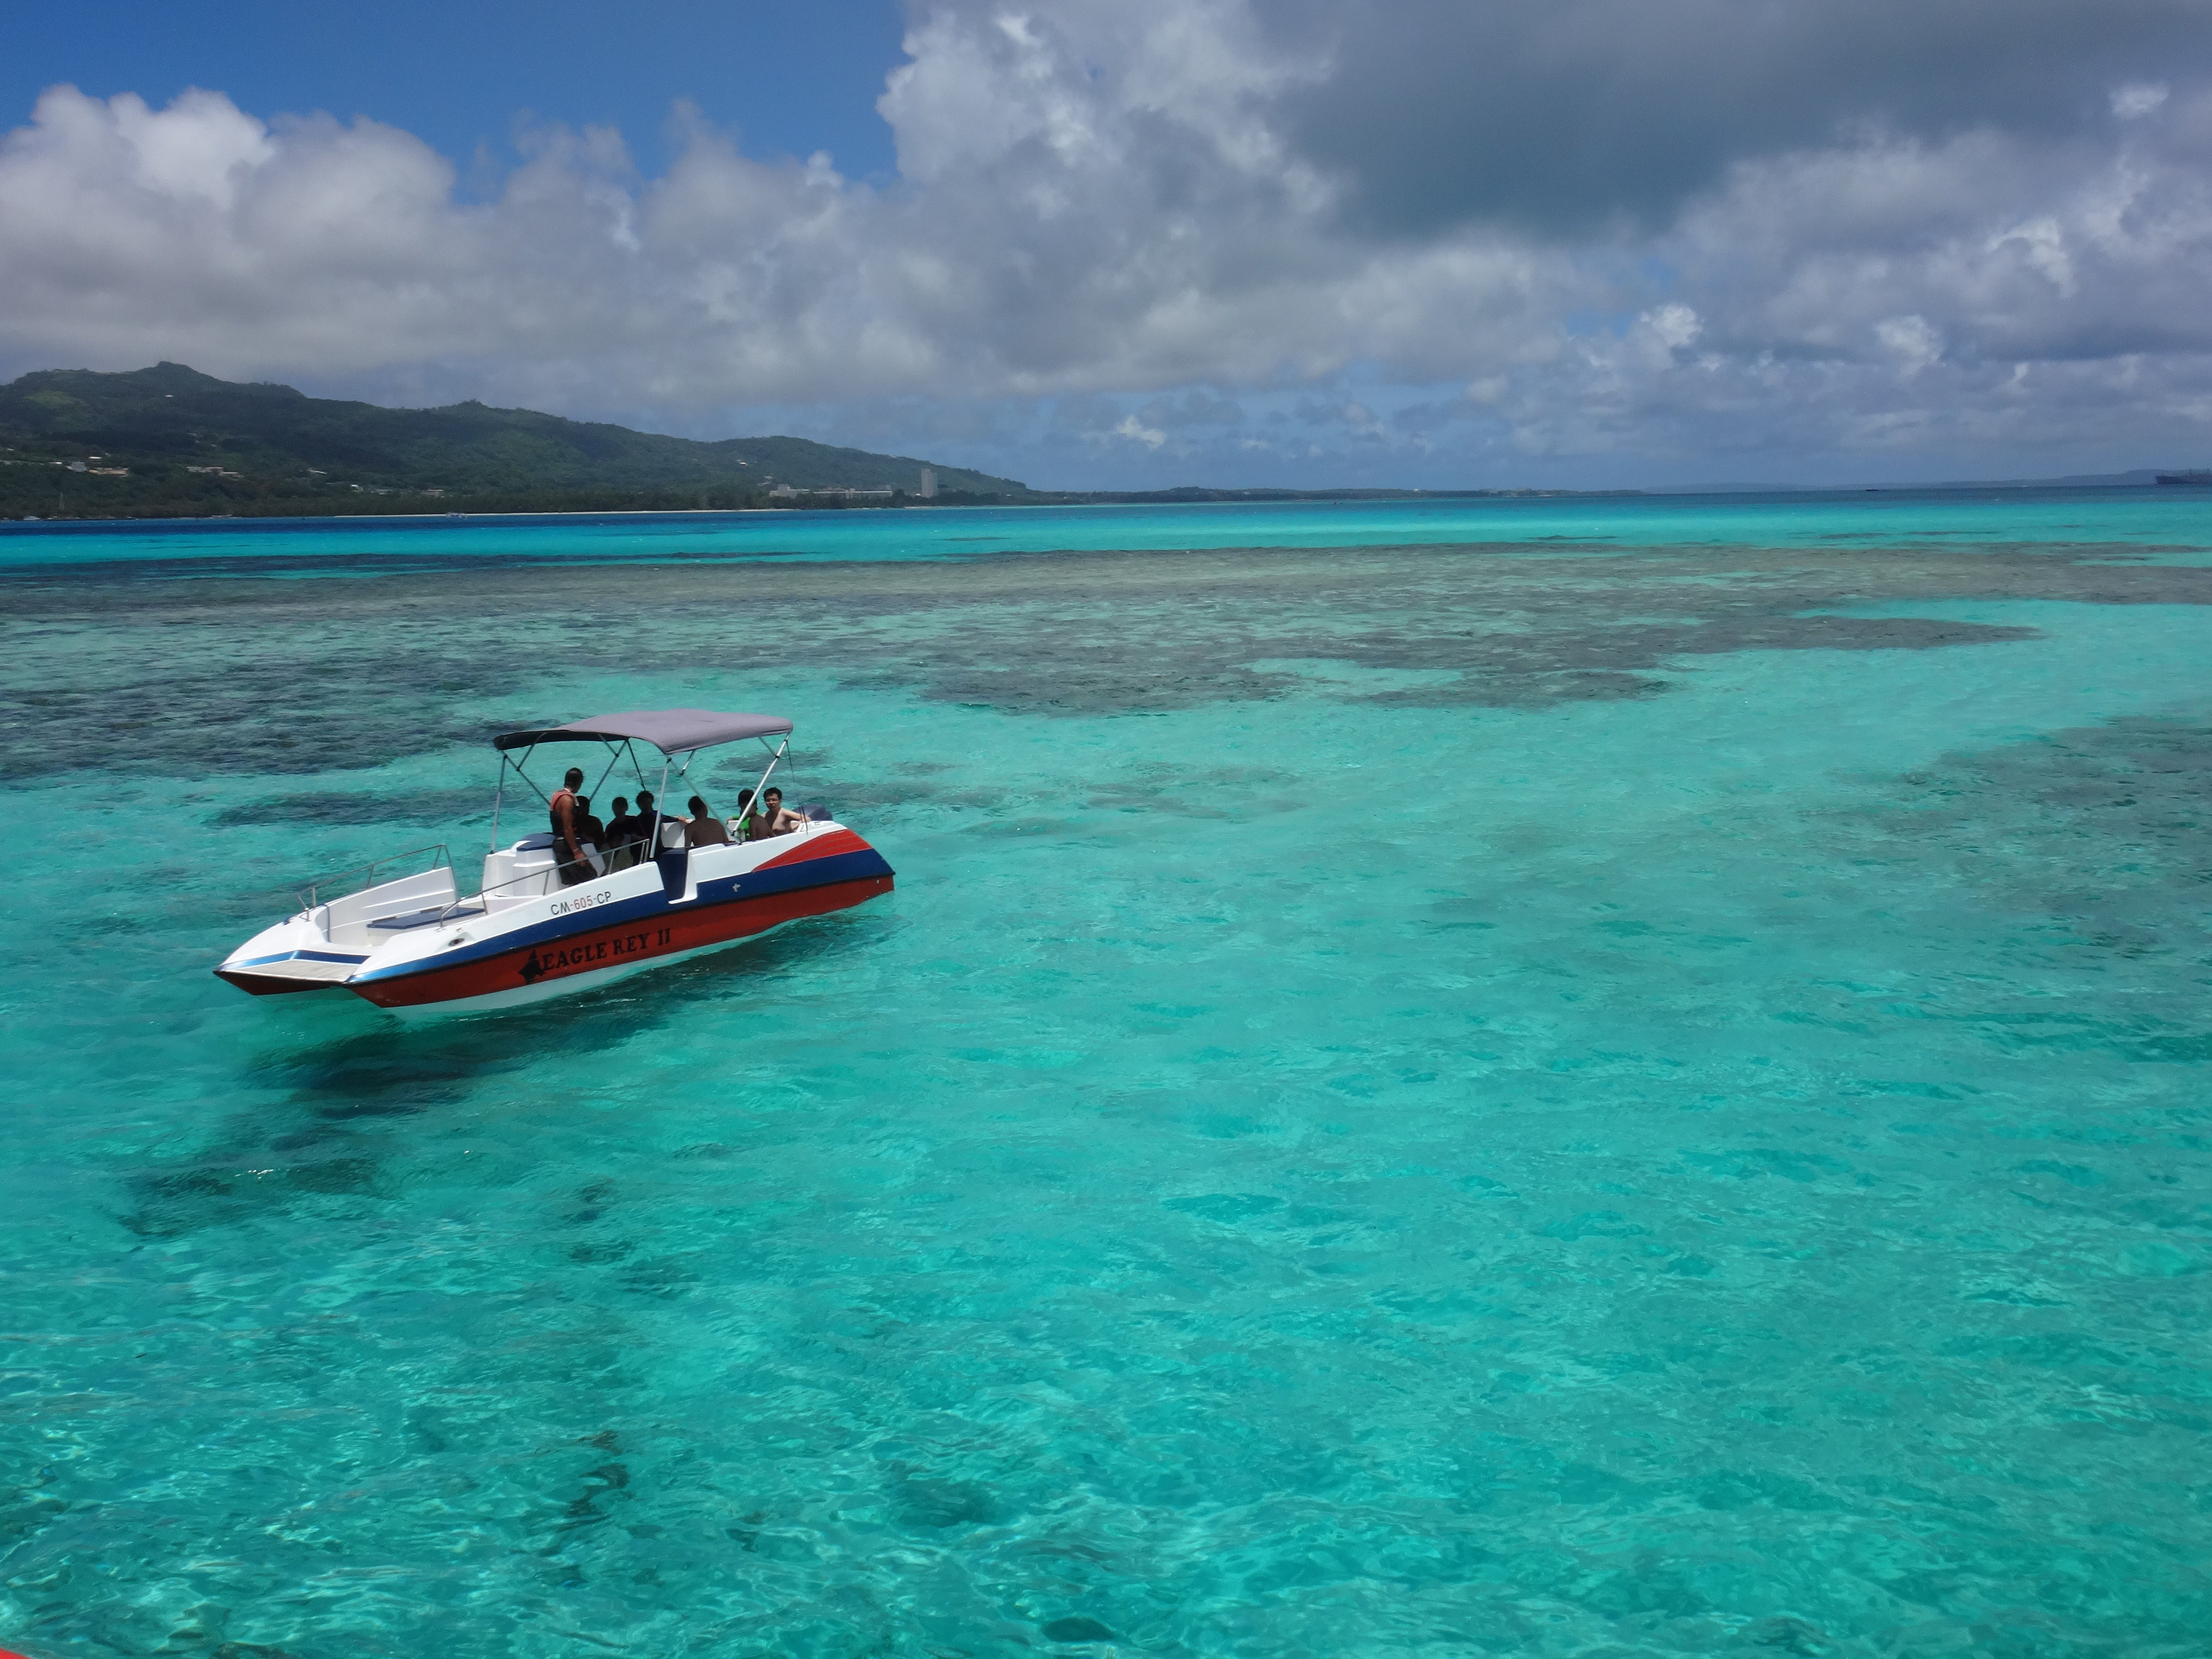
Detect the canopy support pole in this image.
<box><xmin>748</xmin><ymin>737</ymin><xmax>790</xmax><ymax>828</ymax></box>
<box><xmin>588</xmin><ymin>741</ymin><xmax>624</xmax><ymax>809</ymax></box>
<box><xmin>506</xmin><ymin>749</ymin><xmax>555</xmax><ymax>810</ymax></box>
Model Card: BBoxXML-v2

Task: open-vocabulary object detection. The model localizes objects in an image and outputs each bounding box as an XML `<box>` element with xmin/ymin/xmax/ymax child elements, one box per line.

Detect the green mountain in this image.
<box><xmin>0</xmin><ymin>362</ymin><xmax>1029</xmax><ymax>518</ymax></box>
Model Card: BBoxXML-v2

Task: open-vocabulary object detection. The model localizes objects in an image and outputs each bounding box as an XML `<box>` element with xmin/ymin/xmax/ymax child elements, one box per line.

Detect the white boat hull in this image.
<box><xmin>217</xmin><ymin>824</ymin><xmax>893</xmax><ymax>1014</ymax></box>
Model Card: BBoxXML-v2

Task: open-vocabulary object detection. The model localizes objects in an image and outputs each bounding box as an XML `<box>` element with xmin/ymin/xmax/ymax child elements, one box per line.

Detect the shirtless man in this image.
<box><xmin>685</xmin><ymin>794</ymin><xmax>732</xmax><ymax>847</ymax></box>
<box><xmin>747</xmin><ymin>786</ymin><xmax>806</xmax><ymax>839</ymax></box>
<box><xmin>549</xmin><ymin>766</ymin><xmax>591</xmax><ymax>886</ymax></box>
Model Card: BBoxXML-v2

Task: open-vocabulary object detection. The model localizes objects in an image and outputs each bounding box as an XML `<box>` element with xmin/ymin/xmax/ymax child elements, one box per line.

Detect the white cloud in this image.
<box><xmin>2113</xmin><ymin>81</ymin><xmax>2170</xmax><ymax>119</ymax></box>
<box><xmin>5</xmin><ymin>0</ymin><xmax>2212</xmax><ymax>484</ymax></box>
<box><xmin>1643</xmin><ymin>304</ymin><xmax>1702</xmax><ymax>351</ymax></box>
<box><xmin>1875</xmin><ymin>314</ymin><xmax>1945</xmax><ymax>376</ymax></box>
<box><xmin>1111</xmin><ymin>413</ymin><xmax>1167</xmax><ymax>448</ymax></box>
<box><xmin>1991</xmin><ymin>217</ymin><xmax>2076</xmax><ymax>297</ymax></box>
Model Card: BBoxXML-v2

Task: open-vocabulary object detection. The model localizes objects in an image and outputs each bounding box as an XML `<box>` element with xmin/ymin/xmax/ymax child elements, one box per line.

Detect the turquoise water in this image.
<box><xmin>5</xmin><ymin>498</ymin><xmax>2211</xmax><ymax>1656</ymax></box>
<box><xmin>6</xmin><ymin>486</ymin><xmax>2212</xmax><ymax>573</ymax></box>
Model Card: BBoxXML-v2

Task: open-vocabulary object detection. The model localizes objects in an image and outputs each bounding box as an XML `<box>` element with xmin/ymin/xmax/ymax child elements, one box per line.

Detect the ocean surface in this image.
<box><xmin>4</xmin><ymin>492</ymin><xmax>2210</xmax><ymax>1657</ymax></box>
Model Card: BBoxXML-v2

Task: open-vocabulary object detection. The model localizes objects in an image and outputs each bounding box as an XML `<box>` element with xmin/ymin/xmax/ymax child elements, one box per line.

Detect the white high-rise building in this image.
<box><xmin>918</xmin><ymin>467</ymin><xmax>937</xmax><ymax>499</ymax></box>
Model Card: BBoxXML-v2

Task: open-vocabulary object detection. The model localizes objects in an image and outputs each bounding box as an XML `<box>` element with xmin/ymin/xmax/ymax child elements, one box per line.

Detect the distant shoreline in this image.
<box><xmin>3</xmin><ymin>477</ymin><xmax>2200</xmax><ymax>530</ymax></box>
<box><xmin>1</xmin><ymin>490</ymin><xmax>1623</xmax><ymax>527</ymax></box>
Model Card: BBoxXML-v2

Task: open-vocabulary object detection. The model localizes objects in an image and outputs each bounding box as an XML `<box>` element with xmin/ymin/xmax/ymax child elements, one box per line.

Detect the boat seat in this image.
<box><xmin>367</xmin><ymin>900</ymin><xmax>483</xmax><ymax>931</ymax></box>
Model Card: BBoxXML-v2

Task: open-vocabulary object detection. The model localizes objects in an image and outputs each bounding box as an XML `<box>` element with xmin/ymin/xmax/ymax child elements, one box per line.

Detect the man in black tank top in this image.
<box><xmin>549</xmin><ymin>767</ymin><xmax>591</xmax><ymax>886</ymax></box>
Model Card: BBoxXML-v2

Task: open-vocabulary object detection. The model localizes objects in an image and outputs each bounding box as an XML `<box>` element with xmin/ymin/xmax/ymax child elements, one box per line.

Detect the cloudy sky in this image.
<box><xmin>7</xmin><ymin>0</ymin><xmax>2212</xmax><ymax>489</ymax></box>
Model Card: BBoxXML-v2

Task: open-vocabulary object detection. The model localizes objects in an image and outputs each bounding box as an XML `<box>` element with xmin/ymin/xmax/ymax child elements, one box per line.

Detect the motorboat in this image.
<box><xmin>215</xmin><ymin>708</ymin><xmax>894</xmax><ymax>1014</ymax></box>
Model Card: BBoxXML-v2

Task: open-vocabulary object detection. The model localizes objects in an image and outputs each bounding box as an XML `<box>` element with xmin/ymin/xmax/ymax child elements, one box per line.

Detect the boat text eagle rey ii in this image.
<box><xmin>215</xmin><ymin>708</ymin><xmax>895</xmax><ymax>1015</ymax></box>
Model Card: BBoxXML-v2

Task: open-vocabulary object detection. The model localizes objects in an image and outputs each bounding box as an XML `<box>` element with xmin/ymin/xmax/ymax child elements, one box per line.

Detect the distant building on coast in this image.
<box><xmin>919</xmin><ymin>468</ymin><xmax>936</xmax><ymax>499</ymax></box>
<box><xmin>769</xmin><ymin>483</ymin><xmax>896</xmax><ymax>501</ymax></box>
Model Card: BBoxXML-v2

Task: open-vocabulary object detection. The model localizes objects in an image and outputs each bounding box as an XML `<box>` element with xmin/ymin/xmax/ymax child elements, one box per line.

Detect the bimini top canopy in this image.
<box><xmin>493</xmin><ymin>708</ymin><xmax>793</xmax><ymax>755</ymax></box>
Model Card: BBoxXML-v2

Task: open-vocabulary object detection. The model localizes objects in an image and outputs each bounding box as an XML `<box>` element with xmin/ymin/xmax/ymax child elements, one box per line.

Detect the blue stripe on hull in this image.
<box><xmin>699</xmin><ymin>846</ymin><xmax>895</xmax><ymax>906</ymax></box>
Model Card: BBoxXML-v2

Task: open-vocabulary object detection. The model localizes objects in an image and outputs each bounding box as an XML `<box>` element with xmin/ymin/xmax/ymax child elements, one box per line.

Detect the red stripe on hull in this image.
<box><xmin>758</xmin><ymin>827</ymin><xmax>871</xmax><ymax>868</ymax></box>
<box><xmin>215</xmin><ymin>968</ymin><xmax>345</xmax><ymax>996</ymax></box>
<box><xmin>346</xmin><ymin>873</ymin><xmax>893</xmax><ymax>1009</ymax></box>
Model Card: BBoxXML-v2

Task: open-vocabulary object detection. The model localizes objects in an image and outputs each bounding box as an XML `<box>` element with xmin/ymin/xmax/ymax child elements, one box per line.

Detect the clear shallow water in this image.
<box><xmin>5</xmin><ymin>485</ymin><xmax>2212</xmax><ymax>573</ymax></box>
<box><xmin>4</xmin><ymin>498</ymin><xmax>2211</xmax><ymax>1657</ymax></box>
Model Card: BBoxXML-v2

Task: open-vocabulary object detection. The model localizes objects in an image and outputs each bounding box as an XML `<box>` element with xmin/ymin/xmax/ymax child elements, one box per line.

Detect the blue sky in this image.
<box><xmin>5</xmin><ymin>0</ymin><xmax>2212</xmax><ymax>489</ymax></box>
<box><xmin>4</xmin><ymin>1</ymin><xmax>909</xmax><ymax>183</ymax></box>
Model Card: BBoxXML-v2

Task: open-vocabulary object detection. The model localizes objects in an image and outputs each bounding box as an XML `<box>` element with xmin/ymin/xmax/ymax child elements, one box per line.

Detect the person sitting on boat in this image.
<box><xmin>575</xmin><ymin>796</ymin><xmax>610</xmax><ymax>873</ymax></box>
<box><xmin>747</xmin><ymin>786</ymin><xmax>806</xmax><ymax>839</ymax></box>
<box><xmin>685</xmin><ymin>794</ymin><xmax>732</xmax><ymax>847</ymax></box>
<box><xmin>738</xmin><ymin>789</ymin><xmax>771</xmax><ymax>840</ymax></box>
<box><xmin>634</xmin><ymin>789</ymin><xmax>672</xmax><ymax>853</ymax></box>
<box><xmin>549</xmin><ymin>768</ymin><xmax>592</xmax><ymax>886</ymax></box>
<box><xmin>602</xmin><ymin>795</ymin><xmax>642</xmax><ymax>870</ymax></box>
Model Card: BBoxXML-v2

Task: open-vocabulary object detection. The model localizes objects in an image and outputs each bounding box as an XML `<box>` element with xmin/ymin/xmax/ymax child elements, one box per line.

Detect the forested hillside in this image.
<box><xmin>0</xmin><ymin>362</ymin><xmax>1029</xmax><ymax>518</ymax></box>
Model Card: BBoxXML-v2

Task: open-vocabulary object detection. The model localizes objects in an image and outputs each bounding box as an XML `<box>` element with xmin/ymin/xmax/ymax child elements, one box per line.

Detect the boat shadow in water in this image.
<box><xmin>115</xmin><ymin>909</ymin><xmax>890</xmax><ymax>1240</ymax></box>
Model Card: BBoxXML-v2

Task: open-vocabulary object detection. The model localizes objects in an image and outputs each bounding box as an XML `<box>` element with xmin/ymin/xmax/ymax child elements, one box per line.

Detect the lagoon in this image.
<box><xmin>4</xmin><ymin>493</ymin><xmax>2210</xmax><ymax>1656</ymax></box>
